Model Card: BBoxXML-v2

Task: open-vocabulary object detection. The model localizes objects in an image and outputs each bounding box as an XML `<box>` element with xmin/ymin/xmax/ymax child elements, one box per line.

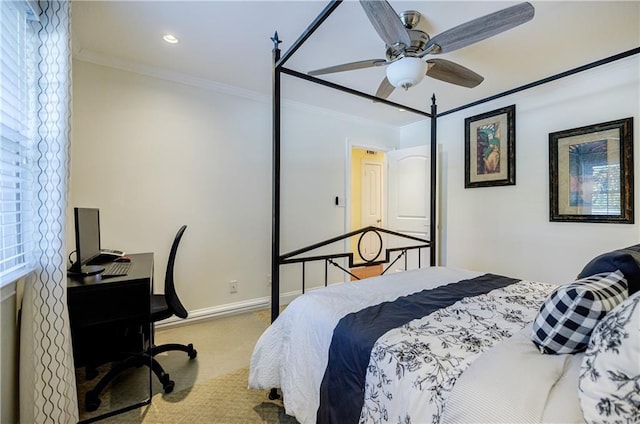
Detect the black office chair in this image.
<box><xmin>148</xmin><ymin>224</ymin><xmax>197</xmax><ymax>393</ymax></box>
<box><xmin>85</xmin><ymin>225</ymin><xmax>197</xmax><ymax>411</ymax></box>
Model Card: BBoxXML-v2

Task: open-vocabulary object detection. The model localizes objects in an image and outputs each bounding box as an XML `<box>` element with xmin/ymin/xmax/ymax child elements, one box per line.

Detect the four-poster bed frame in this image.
<box><xmin>270</xmin><ymin>0</ymin><xmax>640</xmax><ymax>324</ymax></box>
<box><xmin>258</xmin><ymin>5</ymin><xmax>640</xmax><ymax>417</ymax></box>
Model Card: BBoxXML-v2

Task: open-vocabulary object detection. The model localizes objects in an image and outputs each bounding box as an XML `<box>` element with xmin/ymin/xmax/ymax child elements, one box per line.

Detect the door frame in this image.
<box><xmin>345</xmin><ymin>140</ymin><xmax>440</xmax><ymax>267</ymax></box>
<box><xmin>344</xmin><ymin>139</ymin><xmax>389</xmax><ymax>258</ymax></box>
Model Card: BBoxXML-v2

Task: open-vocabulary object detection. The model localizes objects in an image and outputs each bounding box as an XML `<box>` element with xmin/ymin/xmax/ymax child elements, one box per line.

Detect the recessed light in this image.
<box><xmin>163</xmin><ymin>34</ymin><xmax>179</xmax><ymax>44</ymax></box>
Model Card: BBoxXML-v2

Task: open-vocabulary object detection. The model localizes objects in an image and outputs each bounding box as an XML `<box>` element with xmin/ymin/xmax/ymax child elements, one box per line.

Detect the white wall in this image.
<box><xmin>71</xmin><ymin>60</ymin><xmax>399</xmax><ymax>314</ymax></box>
<box><xmin>73</xmin><ymin>52</ymin><xmax>640</xmax><ymax>314</ymax></box>
<box><xmin>1</xmin><ymin>282</ymin><xmax>18</xmax><ymax>424</ymax></box>
<box><xmin>279</xmin><ymin>102</ymin><xmax>399</xmax><ymax>291</ymax></box>
<box><xmin>401</xmin><ymin>56</ymin><xmax>640</xmax><ymax>283</ymax></box>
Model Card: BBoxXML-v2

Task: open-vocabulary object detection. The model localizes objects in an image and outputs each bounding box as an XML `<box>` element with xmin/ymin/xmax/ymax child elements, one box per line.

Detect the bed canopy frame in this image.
<box><xmin>270</xmin><ymin>0</ymin><xmax>640</xmax><ymax>323</ymax></box>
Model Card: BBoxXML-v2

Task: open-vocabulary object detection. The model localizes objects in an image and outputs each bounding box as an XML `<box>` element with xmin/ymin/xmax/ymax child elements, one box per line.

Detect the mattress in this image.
<box><xmin>248</xmin><ymin>266</ymin><xmax>584</xmax><ymax>424</ymax></box>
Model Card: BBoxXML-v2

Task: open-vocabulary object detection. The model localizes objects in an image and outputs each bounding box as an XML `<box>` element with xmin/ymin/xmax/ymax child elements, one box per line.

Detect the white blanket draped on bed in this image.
<box><xmin>248</xmin><ymin>266</ymin><xmax>582</xmax><ymax>424</ymax></box>
<box><xmin>249</xmin><ymin>267</ymin><xmax>482</xmax><ymax>423</ymax></box>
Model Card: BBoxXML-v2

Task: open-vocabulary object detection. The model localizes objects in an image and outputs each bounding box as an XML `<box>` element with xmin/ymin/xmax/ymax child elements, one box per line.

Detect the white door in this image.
<box><xmin>360</xmin><ymin>160</ymin><xmax>383</xmax><ymax>260</ymax></box>
<box><xmin>387</xmin><ymin>145</ymin><xmax>429</xmax><ymax>239</ymax></box>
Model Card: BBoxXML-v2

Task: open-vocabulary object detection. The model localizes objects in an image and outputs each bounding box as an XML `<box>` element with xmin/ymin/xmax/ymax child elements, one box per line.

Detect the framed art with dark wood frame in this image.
<box><xmin>549</xmin><ymin>117</ymin><xmax>634</xmax><ymax>223</ymax></box>
<box><xmin>465</xmin><ymin>105</ymin><xmax>516</xmax><ymax>188</ymax></box>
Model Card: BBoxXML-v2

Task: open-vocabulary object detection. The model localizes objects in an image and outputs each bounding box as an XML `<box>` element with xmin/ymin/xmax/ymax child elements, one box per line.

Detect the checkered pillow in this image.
<box><xmin>531</xmin><ymin>271</ymin><xmax>628</xmax><ymax>354</ymax></box>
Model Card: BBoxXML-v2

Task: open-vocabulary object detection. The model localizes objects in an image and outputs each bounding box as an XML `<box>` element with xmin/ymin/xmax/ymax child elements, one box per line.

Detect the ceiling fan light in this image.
<box><xmin>163</xmin><ymin>34</ymin><xmax>179</xmax><ymax>44</ymax></box>
<box><xmin>386</xmin><ymin>57</ymin><xmax>427</xmax><ymax>90</ymax></box>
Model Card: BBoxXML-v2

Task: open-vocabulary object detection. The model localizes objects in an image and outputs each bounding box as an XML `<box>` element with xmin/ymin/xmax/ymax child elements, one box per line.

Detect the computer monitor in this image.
<box><xmin>70</xmin><ymin>207</ymin><xmax>104</xmax><ymax>275</ymax></box>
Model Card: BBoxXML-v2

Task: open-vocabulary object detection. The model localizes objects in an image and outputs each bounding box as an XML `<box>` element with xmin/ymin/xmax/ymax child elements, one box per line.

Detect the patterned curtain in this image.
<box><xmin>19</xmin><ymin>1</ymin><xmax>79</xmax><ymax>423</ymax></box>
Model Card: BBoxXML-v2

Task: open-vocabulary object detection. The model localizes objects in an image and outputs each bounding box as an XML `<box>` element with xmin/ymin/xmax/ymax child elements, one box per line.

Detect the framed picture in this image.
<box><xmin>549</xmin><ymin>117</ymin><xmax>634</xmax><ymax>223</ymax></box>
<box><xmin>465</xmin><ymin>105</ymin><xmax>516</xmax><ymax>188</ymax></box>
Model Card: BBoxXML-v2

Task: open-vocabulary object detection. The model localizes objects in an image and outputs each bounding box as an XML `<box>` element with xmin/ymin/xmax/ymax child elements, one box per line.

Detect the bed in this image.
<box><xmin>249</xmin><ymin>245</ymin><xmax>640</xmax><ymax>424</ymax></box>
<box><xmin>261</xmin><ymin>1</ymin><xmax>640</xmax><ymax>422</ymax></box>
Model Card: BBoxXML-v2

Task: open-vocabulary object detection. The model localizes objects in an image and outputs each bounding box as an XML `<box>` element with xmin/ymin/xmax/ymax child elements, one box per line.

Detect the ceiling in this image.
<box><xmin>72</xmin><ymin>1</ymin><xmax>640</xmax><ymax>127</ymax></box>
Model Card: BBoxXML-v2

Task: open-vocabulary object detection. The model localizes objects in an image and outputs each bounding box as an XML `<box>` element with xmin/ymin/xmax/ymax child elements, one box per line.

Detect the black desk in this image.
<box><xmin>67</xmin><ymin>253</ymin><xmax>154</xmax><ymax>423</ymax></box>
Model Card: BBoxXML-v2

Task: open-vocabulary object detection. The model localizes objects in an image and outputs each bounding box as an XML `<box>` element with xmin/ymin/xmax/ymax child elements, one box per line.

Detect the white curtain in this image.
<box><xmin>19</xmin><ymin>1</ymin><xmax>78</xmax><ymax>423</ymax></box>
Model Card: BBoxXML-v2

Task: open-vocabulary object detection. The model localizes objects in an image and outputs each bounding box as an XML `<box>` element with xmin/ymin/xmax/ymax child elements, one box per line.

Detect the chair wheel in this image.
<box><xmin>160</xmin><ymin>373</ymin><xmax>175</xmax><ymax>393</ymax></box>
<box><xmin>186</xmin><ymin>343</ymin><xmax>197</xmax><ymax>359</ymax></box>
<box><xmin>85</xmin><ymin>392</ymin><xmax>101</xmax><ymax>412</ymax></box>
<box><xmin>163</xmin><ymin>379</ymin><xmax>175</xmax><ymax>393</ymax></box>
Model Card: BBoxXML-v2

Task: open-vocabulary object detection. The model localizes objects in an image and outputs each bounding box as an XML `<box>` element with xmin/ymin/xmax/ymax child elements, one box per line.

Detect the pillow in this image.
<box><xmin>579</xmin><ymin>290</ymin><xmax>640</xmax><ymax>424</ymax></box>
<box><xmin>578</xmin><ymin>244</ymin><xmax>640</xmax><ymax>294</ymax></box>
<box><xmin>531</xmin><ymin>271</ymin><xmax>628</xmax><ymax>354</ymax></box>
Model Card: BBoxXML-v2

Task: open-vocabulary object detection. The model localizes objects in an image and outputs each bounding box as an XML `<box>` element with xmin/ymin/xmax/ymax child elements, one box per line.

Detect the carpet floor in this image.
<box><xmin>99</xmin><ymin>367</ymin><xmax>297</xmax><ymax>424</ymax></box>
<box><xmin>77</xmin><ymin>309</ymin><xmax>299</xmax><ymax>424</ymax></box>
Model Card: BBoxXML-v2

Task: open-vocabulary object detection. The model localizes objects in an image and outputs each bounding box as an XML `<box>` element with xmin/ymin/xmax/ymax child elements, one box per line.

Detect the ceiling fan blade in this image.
<box><xmin>308</xmin><ymin>59</ymin><xmax>388</xmax><ymax>76</ymax></box>
<box><xmin>426</xmin><ymin>59</ymin><xmax>484</xmax><ymax>88</ymax></box>
<box><xmin>375</xmin><ymin>77</ymin><xmax>395</xmax><ymax>99</ymax></box>
<box><xmin>359</xmin><ymin>0</ymin><xmax>412</xmax><ymax>48</ymax></box>
<box><xmin>425</xmin><ymin>2</ymin><xmax>535</xmax><ymax>54</ymax></box>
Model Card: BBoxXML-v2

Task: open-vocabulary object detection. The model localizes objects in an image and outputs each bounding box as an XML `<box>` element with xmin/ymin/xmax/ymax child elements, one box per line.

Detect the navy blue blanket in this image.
<box><xmin>316</xmin><ymin>273</ymin><xmax>519</xmax><ymax>424</ymax></box>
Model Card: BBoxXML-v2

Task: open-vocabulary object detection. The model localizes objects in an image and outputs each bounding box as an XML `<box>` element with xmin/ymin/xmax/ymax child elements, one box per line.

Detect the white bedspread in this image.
<box><xmin>248</xmin><ymin>267</ymin><xmax>482</xmax><ymax>424</ymax></box>
<box><xmin>248</xmin><ymin>266</ymin><xmax>581</xmax><ymax>424</ymax></box>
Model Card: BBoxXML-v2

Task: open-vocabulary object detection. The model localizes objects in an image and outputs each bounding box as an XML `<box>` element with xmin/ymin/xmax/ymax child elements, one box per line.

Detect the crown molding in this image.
<box><xmin>73</xmin><ymin>49</ymin><xmax>270</xmax><ymax>103</ymax></box>
<box><xmin>73</xmin><ymin>50</ymin><xmax>400</xmax><ymax>130</ymax></box>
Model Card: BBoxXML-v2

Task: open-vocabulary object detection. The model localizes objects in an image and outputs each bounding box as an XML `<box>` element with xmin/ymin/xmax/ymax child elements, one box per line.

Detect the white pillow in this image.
<box><xmin>579</xmin><ymin>290</ymin><xmax>640</xmax><ymax>423</ymax></box>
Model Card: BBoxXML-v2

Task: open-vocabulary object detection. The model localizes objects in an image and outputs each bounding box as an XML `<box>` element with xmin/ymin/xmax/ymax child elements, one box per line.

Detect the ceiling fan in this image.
<box><xmin>308</xmin><ymin>1</ymin><xmax>535</xmax><ymax>99</ymax></box>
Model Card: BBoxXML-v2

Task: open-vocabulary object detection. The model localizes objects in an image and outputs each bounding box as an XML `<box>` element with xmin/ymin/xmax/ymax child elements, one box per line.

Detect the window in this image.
<box><xmin>0</xmin><ymin>1</ymin><xmax>36</xmax><ymax>284</ymax></box>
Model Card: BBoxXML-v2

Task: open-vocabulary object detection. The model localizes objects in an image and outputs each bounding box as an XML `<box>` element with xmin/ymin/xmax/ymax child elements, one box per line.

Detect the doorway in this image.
<box><xmin>349</xmin><ymin>147</ymin><xmax>385</xmax><ymax>267</ymax></box>
<box><xmin>347</xmin><ymin>144</ymin><xmax>430</xmax><ymax>273</ymax></box>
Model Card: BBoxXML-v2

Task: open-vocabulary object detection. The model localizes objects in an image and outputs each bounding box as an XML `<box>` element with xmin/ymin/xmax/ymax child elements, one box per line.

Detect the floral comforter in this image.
<box><xmin>359</xmin><ymin>280</ymin><xmax>553</xmax><ymax>424</ymax></box>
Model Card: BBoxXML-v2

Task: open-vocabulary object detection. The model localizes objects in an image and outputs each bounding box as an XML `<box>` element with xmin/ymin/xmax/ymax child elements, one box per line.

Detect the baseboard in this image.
<box><xmin>155</xmin><ymin>289</ymin><xmax>302</xmax><ymax>329</ymax></box>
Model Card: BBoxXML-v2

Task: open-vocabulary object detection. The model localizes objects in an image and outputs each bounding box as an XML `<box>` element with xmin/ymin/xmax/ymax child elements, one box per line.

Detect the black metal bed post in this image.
<box><xmin>271</xmin><ymin>32</ymin><xmax>282</xmax><ymax>324</ymax></box>
<box><xmin>430</xmin><ymin>95</ymin><xmax>437</xmax><ymax>266</ymax></box>
<box><xmin>269</xmin><ymin>0</ymin><xmax>439</xmax><ymax>322</ymax></box>
<box><xmin>269</xmin><ymin>1</ymin><xmax>345</xmax><ymax>325</ymax></box>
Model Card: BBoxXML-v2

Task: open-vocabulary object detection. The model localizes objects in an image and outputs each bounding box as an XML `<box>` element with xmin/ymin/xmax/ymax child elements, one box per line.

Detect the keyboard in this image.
<box><xmin>101</xmin><ymin>261</ymin><xmax>131</xmax><ymax>277</ymax></box>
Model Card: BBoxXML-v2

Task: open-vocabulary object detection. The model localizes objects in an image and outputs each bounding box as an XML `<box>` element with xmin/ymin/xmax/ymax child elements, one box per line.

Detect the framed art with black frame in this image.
<box><xmin>464</xmin><ymin>105</ymin><xmax>516</xmax><ymax>188</ymax></box>
<box><xmin>549</xmin><ymin>117</ymin><xmax>634</xmax><ymax>223</ymax></box>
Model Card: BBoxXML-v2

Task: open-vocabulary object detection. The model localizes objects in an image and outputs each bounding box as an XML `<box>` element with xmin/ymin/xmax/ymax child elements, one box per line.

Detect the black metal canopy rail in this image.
<box><xmin>270</xmin><ymin>0</ymin><xmax>640</xmax><ymax>322</ymax></box>
<box><xmin>270</xmin><ymin>0</ymin><xmax>438</xmax><ymax>323</ymax></box>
